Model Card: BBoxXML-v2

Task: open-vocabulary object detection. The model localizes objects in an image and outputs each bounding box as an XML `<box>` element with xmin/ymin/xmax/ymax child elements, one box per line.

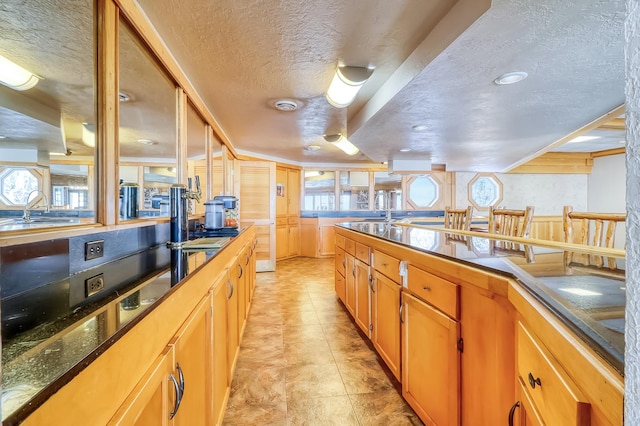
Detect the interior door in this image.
<box><xmin>234</xmin><ymin>160</ymin><xmax>276</xmax><ymax>271</ymax></box>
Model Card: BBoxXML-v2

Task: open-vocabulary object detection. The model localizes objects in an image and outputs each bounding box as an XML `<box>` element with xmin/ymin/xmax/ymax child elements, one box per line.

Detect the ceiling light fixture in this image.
<box><xmin>568</xmin><ymin>135</ymin><xmax>600</xmax><ymax>143</ymax></box>
<box><xmin>323</xmin><ymin>133</ymin><xmax>359</xmax><ymax>156</ymax></box>
<box><xmin>119</xmin><ymin>91</ymin><xmax>132</xmax><ymax>102</ymax></box>
<box><xmin>304</xmin><ymin>145</ymin><xmax>321</xmax><ymax>151</ymax></box>
<box><xmin>412</xmin><ymin>125</ymin><xmax>428</xmax><ymax>132</ymax></box>
<box><xmin>326</xmin><ymin>66</ymin><xmax>374</xmax><ymax>108</ymax></box>
<box><xmin>273</xmin><ymin>99</ymin><xmax>299</xmax><ymax>111</ymax></box>
<box><xmin>400</xmin><ymin>148</ymin><xmax>412</xmax><ymax>152</ymax></box>
<box><xmin>494</xmin><ymin>71</ymin><xmax>528</xmax><ymax>85</ymax></box>
<box><xmin>0</xmin><ymin>54</ymin><xmax>41</xmax><ymax>91</ymax></box>
<box><xmin>304</xmin><ymin>171</ymin><xmax>325</xmax><ymax>178</ymax></box>
<box><xmin>137</xmin><ymin>139</ymin><xmax>156</xmax><ymax>145</ymax></box>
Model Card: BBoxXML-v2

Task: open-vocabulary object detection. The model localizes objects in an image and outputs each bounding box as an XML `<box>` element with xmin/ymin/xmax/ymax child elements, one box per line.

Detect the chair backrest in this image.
<box><xmin>562</xmin><ymin>206</ymin><xmax>626</xmax><ymax>248</ymax></box>
<box><xmin>444</xmin><ymin>206</ymin><xmax>473</xmax><ymax>231</ymax></box>
<box><xmin>488</xmin><ymin>206</ymin><xmax>535</xmax><ymax>238</ymax></box>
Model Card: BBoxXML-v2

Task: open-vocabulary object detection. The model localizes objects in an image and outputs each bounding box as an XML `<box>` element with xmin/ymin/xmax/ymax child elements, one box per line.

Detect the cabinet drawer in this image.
<box><xmin>335</xmin><ymin>233</ymin><xmax>345</xmax><ymax>249</ymax></box>
<box><xmin>288</xmin><ymin>216</ymin><xmax>299</xmax><ymax>226</ymax></box>
<box><xmin>516</xmin><ymin>322</ymin><xmax>590</xmax><ymax>425</ymax></box>
<box><xmin>345</xmin><ymin>238</ymin><xmax>356</xmax><ymax>256</ymax></box>
<box><xmin>407</xmin><ymin>265</ymin><xmax>458</xmax><ymax>319</ymax></box>
<box><xmin>355</xmin><ymin>242</ymin><xmax>370</xmax><ymax>264</ymax></box>
<box><xmin>276</xmin><ymin>217</ymin><xmax>287</xmax><ymax>226</ymax></box>
<box><xmin>373</xmin><ymin>250</ymin><xmax>401</xmax><ymax>283</ymax></box>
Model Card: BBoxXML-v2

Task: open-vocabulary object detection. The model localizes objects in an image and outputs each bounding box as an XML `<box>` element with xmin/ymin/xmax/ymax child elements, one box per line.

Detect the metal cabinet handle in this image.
<box><xmin>169</xmin><ymin>373</ymin><xmax>182</xmax><ymax>419</ymax></box>
<box><xmin>177</xmin><ymin>363</ymin><xmax>185</xmax><ymax>393</ymax></box>
<box><xmin>423</xmin><ymin>285</ymin><xmax>431</xmax><ymax>291</ymax></box>
<box><xmin>238</xmin><ymin>263</ymin><xmax>243</xmax><ymax>279</ymax></box>
<box><xmin>352</xmin><ymin>267</ymin><xmax>356</xmax><ymax>277</ymax></box>
<box><xmin>227</xmin><ymin>279</ymin><xmax>234</xmax><ymax>299</ymax></box>
<box><xmin>382</xmin><ymin>262</ymin><xmax>388</xmax><ymax>267</ymax></box>
<box><xmin>245</xmin><ymin>253</ymin><xmax>250</xmax><ymax>265</ymax></box>
<box><xmin>528</xmin><ymin>372</ymin><xmax>541</xmax><ymax>389</ymax></box>
<box><xmin>399</xmin><ymin>303</ymin><xmax>404</xmax><ymax>323</ymax></box>
<box><xmin>508</xmin><ymin>401</ymin><xmax>520</xmax><ymax>426</ymax></box>
<box><xmin>342</xmin><ymin>259</ymin><xmax>346</xmax><ymax>268</ymax></box>
<box><xmin>369</xmin><ymin>275</ymin><xmax>375</xmax><ymax>292</ymax></box>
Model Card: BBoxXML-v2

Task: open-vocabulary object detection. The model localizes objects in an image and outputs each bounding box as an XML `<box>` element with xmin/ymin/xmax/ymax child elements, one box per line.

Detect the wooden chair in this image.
<box><xmin>488</xmin><ymin>206</ymin><xmax>535</xmax><ymax>238</ymax></box>
<box><xmin>444</xmin><ymin>206</ymin><xmax>473</xmax><ymax>231</ymax></box>
<box><xmin>562</xmin><ymin>206</ymin><xmax>626</xmax><ymax>249</ymax></box>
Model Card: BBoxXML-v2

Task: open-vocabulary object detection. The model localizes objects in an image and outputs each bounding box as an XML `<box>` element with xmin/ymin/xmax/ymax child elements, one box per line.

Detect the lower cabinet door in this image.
<box><xmin>108</xmin><ymin>347</ymin><xmax>176</xmax><ymax>426</ymax></box>
<box><xmin>345</xmin><ymin>254</ymin><xmax>356</xmax><ymax>317</ymax></box>
<box><xmin>372</xmin><ymin>272</ymin><xmax>401</xmax><ymax>381</ymax></box>
<box><xmin>335</xmin><ymin>271</ymin><xmax>346</xmax><ymax>304</ymax></box>
<box><xmin>354</xmin><ymin>259</ymin><xmax>371</xmax><ymax>336</ymax></box>
<box><xmin>213</xmin><ymin>275</ymin><xmax>229</xmax><ymax>426</ymax></box>
<box><xmin>402</xmin><ymin>292</ymin><xmax>460</xmax><ymax>426</ymax></box>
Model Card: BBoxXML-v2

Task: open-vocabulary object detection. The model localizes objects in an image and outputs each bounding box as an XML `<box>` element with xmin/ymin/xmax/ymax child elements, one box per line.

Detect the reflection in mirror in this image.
<box><xmin>0</xmin><ymin>0</ymin><xmax>96</xmax><ymax>231</ymax></box>
<box><xmin>339</xmin><ymin>171</ymin><xmax>369</xmax><ymax>210</ymax></box>
<box><xmin>118</xmin><ymin>20</ymin><xmax>177</xmax><ymax>221</ymax></box>
<box><xmin>374</xmin><ymin>172</ymin><xmax>402</xmax><ymax>211</ymax></box>
<box><xmin>187</xmin><ymin>101</ymin><xmax>206</xmax><ymax>215</ymax></box>
<box><xmin>304</xmin><ymin>171</ymin><xmax>336</xmax><ymax>210</ymax></box>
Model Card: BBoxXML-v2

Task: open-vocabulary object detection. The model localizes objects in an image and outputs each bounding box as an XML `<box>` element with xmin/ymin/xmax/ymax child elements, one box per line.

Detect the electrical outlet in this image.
<box><xmin>85</xmin><ymin>240</ymin><xmax>104</xmax><ymax>260</ymax></box>
<box><xmin>85</xmin><ymin>273</ymin><xmax>105</xmax><ymax>297</ymax></box>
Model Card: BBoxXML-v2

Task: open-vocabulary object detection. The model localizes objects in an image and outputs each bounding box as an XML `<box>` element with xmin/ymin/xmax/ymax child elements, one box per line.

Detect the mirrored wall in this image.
<box><xmin>0</xmin><ymin>0</ymin><xmax>96</xmax><ymax>231</ymax></box>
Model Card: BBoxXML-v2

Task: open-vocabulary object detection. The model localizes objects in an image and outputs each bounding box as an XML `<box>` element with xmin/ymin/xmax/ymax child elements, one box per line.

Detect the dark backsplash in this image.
<box><xmin>1</xmin><ymin>223</ymin><xmax>172</xmax><ymax>341</ymax></box>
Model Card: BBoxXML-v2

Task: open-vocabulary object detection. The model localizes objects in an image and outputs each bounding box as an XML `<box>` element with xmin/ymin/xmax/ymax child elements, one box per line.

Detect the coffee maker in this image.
<box><xmin>214</xmin><ymin>196</ymin><xmax>239</xmax><ymax>227</ymax></box>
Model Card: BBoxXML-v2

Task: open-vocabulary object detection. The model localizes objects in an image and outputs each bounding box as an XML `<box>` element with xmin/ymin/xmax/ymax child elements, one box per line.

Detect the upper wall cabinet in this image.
<box><xmin>118</xmin><ymin>20</ymin><xmax>177</xmax><ymax>222</ymax></box>
<box><xmin>0</xmin><ymin>0</ymin><xmax>97</xmax><ymax>231</ymax></box>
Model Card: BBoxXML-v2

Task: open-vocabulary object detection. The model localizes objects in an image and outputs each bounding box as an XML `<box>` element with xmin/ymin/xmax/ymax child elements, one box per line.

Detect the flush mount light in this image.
<box><xmin>304</xmin><ymin>145</ymin><xmax>321</xmax><ymax>151</ymax></box>
<box><xmin>412</xmin><ymin>125</ymin><xmax>428</xmax><ymax>132</ymax></box>
<box><xmin>137</xmin><ymin>139</ymin><xmax>156</xmax><ymax>145</ymax></box>
<box><xmin>304</xmin><ymin>171</ymin><xmax>325</xmax><ymax>177</ymax></box>
<box><xmin>119</xmin><ymin>91</ymin><xmax>132</xmax><ymax>102</ymax></box>
<box><xmin>0</xmin><ymin>135</ymin><xmax>6</xmax><ymax>139</ymax></box>
<box><xmin>0</xmin><ymin>54</ymin><xmax>41</xmax><ymax>91</ymax></box>
<box><xmin>323</xmin><ymin>133</ymin><xmax>359</xmax><ymax>156</ymax></box>
<box><xmin>400</xmin><ymin>148</ymin><xmax>412</xmax><ymax>152</ymax></box>
<box><xmin>494</xmin><ymin>71</ymin><xmax>528</xmax><ymax>85</ymax></box>
<box><xmin>326</xmin><ymin>66</ymin><xmax>374</xmax><ymax>108</ymax></box>
<box><xmin>273</xmin><ymin>99</ymin><xmax>299</xmax><ymax>111</ymax></box>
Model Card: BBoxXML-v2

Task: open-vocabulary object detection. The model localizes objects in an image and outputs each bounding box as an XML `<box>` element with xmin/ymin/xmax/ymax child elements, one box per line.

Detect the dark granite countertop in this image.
<box><xmin>1</xmin><ymin>227</ymin><xmax>249</xmax><ymax>423</ymax></box>
<box><xmin>338</xmin><ymin>222</ymin><xmax>625</xmax><ymax>375</ymax></box>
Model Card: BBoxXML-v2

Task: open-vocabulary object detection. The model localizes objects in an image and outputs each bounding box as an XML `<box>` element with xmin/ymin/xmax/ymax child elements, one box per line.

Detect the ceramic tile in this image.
<box><xmin>223</xmin><ymin>401</ymin><xmax>287</xmax><ymax>426</ymax></box>
<box><xmin>286</xmin><ymin>396</ymin><xmax>359</xmax><ymax>426</ymax></box>
<box><xmin>285</xmin><ymin>363</ymin><xmax>347</xmax><ymax>399</ymax></box>
<box><xmin>228</xmin><ymin>366</ymin><xmax>286</xmax><ymax>405</ymax></box>
<box><xmin>349</xmin><ymin>391</ymin><xmax>424</xmax><ymax>425</ymax></box>
<box><xmin>336</xmin><ymin>358</ymin><xmax>395</xmax><ymax>394</ymax></box>
<box><xmin>283</xmin><ymin>340</ymin><xmax>335</xmax><ymax>366</ymax></box>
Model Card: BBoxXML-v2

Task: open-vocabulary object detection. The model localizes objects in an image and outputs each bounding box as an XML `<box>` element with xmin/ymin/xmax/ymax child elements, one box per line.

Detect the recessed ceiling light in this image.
<box><xmin>494</xmin><ymin>71</ymin><xmax>528</xmax><ymax>85</ymax></box>
<box><xmin>568</xmin><ymin>135</ymin><xmax>600</xmax><ymax>143</ymax></box>
<box><xmin>412</xmin><ymin>125</ymin><xmax>428</xmax><ymax>132</ymax></box>
<box><xmin>273</xmin><ymin>99</ymin><xmax>299</xmax><ymax>111</ymax></box>
<box><xmin>400</xmin><ymin>148</ymin><xmax>412</xmax><ymax>152</ymax></box>
<box><xmin>619</xmin><ymin>140</ymin><xmax>626</xmax><ymax>144</ymax></box>
<box><xmin>0</xmin><ymin>135</ymin><xmax>6</xmax><ymax>139</ymax></box>
<box><xmin>137</xmin><ymin>139</ymin><xmax>156</xmax><ymax>145</ymax></box>
<box><xmin>304</xmin><ymin>145</ymin><xmax>321</xmax><ymax>151</ymax></box>
<box><xmin>119</xmin><ymin>91</ymin><xmax>132</xmax><ymax>102</ymax></box>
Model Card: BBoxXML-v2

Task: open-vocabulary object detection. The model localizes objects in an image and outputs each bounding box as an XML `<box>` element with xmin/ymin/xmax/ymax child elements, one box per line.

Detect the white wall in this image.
<box><xmin>455</xmin><ymin>172</ymin><xmax>588</xmax><ymax>215</ymax></box>
<box><xmin>589</xmin><ymin>154</ymin><xmax>626</xmax><ymax>213</ymax></box>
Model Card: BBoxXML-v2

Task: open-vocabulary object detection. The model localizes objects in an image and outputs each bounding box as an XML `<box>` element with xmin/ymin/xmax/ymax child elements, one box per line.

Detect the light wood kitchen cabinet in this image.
<box><xmin>276</xmin><ymin>166</ymin><xmax>300</xmax><ymax>260</ymax></box>
<box><xmin>354</xmin><ymin>257</ymin><xmax>371</xmax><ymax>336</ymax></box>
<box><xmin>335</xmin><ymin>247</ymin><xmax>346</xmax><ymax>304</ymax></box>
<box><xmin>110</xmin><ymin>295</ymin><xmax>212</xmax><ymax>425</ymax></box>
<box><xmin>227</xmin><ymin>267</ymin><xmax>240</xmax><ymax>379</ymax></box>
<box><xmin>345</xmin><ymin>253</ymin><xmax>356</xmax><ymax>317</ymax></box>
<box><xmin>372</xmin><ymin>271</ymin><xmax>401</xmax><ymax>381</ymax></box>
<box><xmin>212</xmin><ymin>274</ymin><xmax>229</xmax><ymax>426</ymax></box>
<box><xmin>402</xmin><ymin>292</ymin><xmax>460</xmax><ymax>426</ymax></box>
<box><xmin>108</xmin><ymin>347</ymin><xmax>175</xmax><ymax>425</ymax></box>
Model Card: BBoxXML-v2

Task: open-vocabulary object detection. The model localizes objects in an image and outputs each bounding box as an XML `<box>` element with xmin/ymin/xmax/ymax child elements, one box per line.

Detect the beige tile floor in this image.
<box><xmin>223</xmin><ymin>257</ymin><xmax>423</xmax><ymax>426</ymax></box>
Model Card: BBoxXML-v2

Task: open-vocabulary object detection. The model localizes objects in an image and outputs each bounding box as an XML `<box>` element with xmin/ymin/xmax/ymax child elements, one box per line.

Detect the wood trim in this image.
<box><xmin>176</xmin><ymin>88</ymin><xmax>188</xmax><ymax>185</ymax></box>
<box><xmin>591</xmin><ymin>147</ymin><xmax>626</xmax><ymax>158</ymax></box>
<box><xmin>97</xmin><ymin>0</ymin><xmax>119</xmax><ymax>226</ymax></box>
<box><xmin>507</xmin><ymin>152</ymin><xmax>594</xmax><ymax>174</ymax></box>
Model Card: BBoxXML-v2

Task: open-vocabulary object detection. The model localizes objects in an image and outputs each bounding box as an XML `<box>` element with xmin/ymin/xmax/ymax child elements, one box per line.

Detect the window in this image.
<box><xmin>468</xmin><ymin>173</ymin><xmax>502</xmax><ymax>209</ymax></box>
<box><xmin>304</xmin><ymin>171</ymin><xmax>335</xmax><ymax>210</ymax></box>
<box><xmin>0</xmin><ymin>168</ymin><xmax>40</xmax><ymax>205</ymax></box>
<box><xmin>408</xmin><ymin>175</ymin><xmax>439</xmax><ymax>208</ymax></box>
<box><xmin>373</xmin><ymin>172</ymin><xmax>402</xmax><ymax>210</ymax></box>
<box><xmin>339</xmin><ymin>171</ymin><xmax>369</xmax><ymax>210</ymax></box>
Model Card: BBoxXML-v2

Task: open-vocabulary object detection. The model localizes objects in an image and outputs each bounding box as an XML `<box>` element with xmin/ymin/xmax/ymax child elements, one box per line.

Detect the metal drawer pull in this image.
<box><xmin>423</xmin><ymin>285</ymin><xmax>431</xmax><ymax>291</ymax></box>
<box><xmin>508</xmin><ymin>401</ymin><xmax>520</xmax><ymax>426</ymax></box>
<box><xmin>177</xmin><ymin>363</ymin><xmax>185</xmax><ymax>393</ymax></box>
<box><xmin>169</xmin><ymin>373</ymin><xmax>182</xmax><ymax>419</ymax></box>
<box><xmin>382</xmin><ymin>262</ymin><xmax>388</xmax><ymax>267</ymax></box>
<box><xmin>399</xmin><ymin>304</ymin><xmax>404</xmax><ymax>323</ymax></box>
<box><xmin>342</xmin><ymin>259</ymin><xmax>346</xmax><ymax>268</ymax></box>
<box><xmin>528</xmin><ymin>372</ymin><xmax>541</xmax><ymax>389</ymax></box>
<box><xmin>352</xmin><ymin>267</ymin><xmax>356</xmax><ymax>277</ymax></box>
<box><xmin>228</xmin><ymin>279</ymin><xmax>234</xmax><ymax>299</ymax></box>
<box><xmin>238</xmin><ymin>263</ymin><xmax>243</xmax><ymax>279</ymax></box>
<box><xmin>369</xmin><ymin>275</ymin><xmax>375</xmax><ymax>292</ymax></box>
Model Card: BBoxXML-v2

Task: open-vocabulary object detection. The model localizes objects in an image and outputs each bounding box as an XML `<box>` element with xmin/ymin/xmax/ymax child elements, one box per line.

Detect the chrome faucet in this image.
<box><xmin>23</xmin><ymin>190</ymin><xmax>49</xmax><ymax>222</ymax></box>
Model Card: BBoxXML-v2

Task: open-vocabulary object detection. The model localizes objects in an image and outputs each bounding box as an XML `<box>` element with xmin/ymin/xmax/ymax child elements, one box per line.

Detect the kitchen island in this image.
<box><xmin>335</xmin><ymin>221</ymin><xmax>624</xmax><ymax>425</ymax></box>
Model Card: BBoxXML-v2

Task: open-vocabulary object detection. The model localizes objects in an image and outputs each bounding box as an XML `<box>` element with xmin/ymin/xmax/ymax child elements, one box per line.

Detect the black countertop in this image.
<box><xmin>1</xmin><ymin>227</ymin><xmax>249</xmax><ymax>423</ymax></box>
<box><xmin>338</xmin><ymin>222</ymin><xmax>625</xmax><ymax>375</ymax></box>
